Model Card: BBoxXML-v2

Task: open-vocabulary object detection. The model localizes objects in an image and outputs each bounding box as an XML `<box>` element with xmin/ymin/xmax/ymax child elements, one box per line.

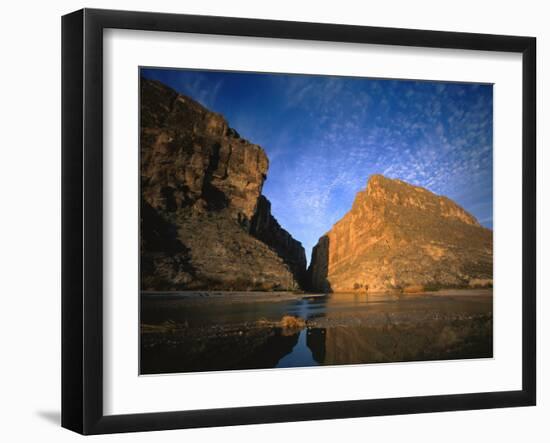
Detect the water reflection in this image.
<box><xmin>140</xmin><ymin>290</ymin><xmax>493</xmax><ymax>374</ymax></box>
<box><xmin>276</xmin><ymin>329</ymin><xmax>319</xmax><ymax>368</ymax></box>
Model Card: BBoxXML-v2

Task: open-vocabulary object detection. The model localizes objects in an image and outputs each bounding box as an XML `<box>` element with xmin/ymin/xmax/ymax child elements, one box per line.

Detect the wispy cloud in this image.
<box><xmin>141</xmin><ymin>68</ymin><xmax>223</xmax><ymax>109</ymax></box>
<box><xmin>264</xmin><ymin>79</ymin><xmax>493</xmax><ymax>260</ymax></box>
<box><xmin>176</xmin><ymin>75</ymin><xmax>223</xmax><ymax>109</ymax></box>
<box><xmin>142</xmin><ymin>69</ymin><xmax>493</xmax><ymax>263</ymax></box>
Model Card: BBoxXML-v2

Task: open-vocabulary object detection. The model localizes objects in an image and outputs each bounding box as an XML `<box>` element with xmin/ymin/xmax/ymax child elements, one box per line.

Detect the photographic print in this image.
<box><xmin>139</xmin><ymin>68</ymin><xmax>493</xmax><ymax>375</ymax></box>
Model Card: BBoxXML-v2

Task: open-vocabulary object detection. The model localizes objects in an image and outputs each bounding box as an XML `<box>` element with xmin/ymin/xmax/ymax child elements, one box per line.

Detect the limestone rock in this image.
<box><xmin>250</xmin><ymin>196</ymin><xmax>307</xmax><ymax>287</ymax></box>
<box><xmin>308</xmin><ymin>175</ymin><xmax>493</xmax><ymax>293</ymax></box>
<box><xmin>140</xmin><ymin>78</ymin><xmax>268</xmax><ymax>224</ymax></box>
<box><xmin>140</xmin><ymin>78</ymin><xmax>306</xmax><ymax>291</ymax></box>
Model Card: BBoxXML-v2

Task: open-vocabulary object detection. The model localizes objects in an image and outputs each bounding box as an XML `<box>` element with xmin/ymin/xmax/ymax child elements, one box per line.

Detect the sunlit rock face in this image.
<box><xmin>140</xmin><ymin>78</ymin><xmax>306</xmax><ymax>291</ymax></box>
<box><xmin>308</xmin><ymin>175</ymin><xmax>493</xmax><ymax>293</ymax></box>
<box><xmin>140</xmin><ymin>78</ymin><xmax>268</xmax><ymax>222</ymax></box>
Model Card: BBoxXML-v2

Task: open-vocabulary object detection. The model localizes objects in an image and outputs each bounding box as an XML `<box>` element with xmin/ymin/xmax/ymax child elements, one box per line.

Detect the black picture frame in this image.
<box><xmin>62</xmin><ymin>8</ymin><xmax>536</xmax><ymax>435</ymax></box>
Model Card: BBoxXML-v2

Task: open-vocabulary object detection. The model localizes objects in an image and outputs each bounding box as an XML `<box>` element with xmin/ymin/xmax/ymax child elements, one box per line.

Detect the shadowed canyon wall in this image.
<box><xmin>140</xmin><ymin>78</ymin><xmax>306</xmax><ymax>291</ymax></box>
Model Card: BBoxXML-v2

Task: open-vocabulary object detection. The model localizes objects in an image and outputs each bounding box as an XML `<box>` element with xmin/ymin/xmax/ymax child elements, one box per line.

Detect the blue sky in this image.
<box><xmin>141</xmin><ymin>68</ymin><xmax>493</xmax><ymax>264</ymax></box>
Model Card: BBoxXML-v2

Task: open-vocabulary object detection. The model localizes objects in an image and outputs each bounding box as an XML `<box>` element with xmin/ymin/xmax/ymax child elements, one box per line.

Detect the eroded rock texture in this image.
<box><xmin>308</xmin><ymin>175</ymin><xmax>493</xmax><ymax>293</ymax></box>
<box><xmin>140</xmin><ymin>78</ymin><xmax>306</xmax><ymax>291</ymax></box>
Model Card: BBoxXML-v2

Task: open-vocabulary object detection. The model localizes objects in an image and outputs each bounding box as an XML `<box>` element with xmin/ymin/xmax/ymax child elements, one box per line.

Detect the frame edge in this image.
<box><xmin>61</xmin><ymin>8</ymin><xmax>85</xmax><ymax>435</ymax></box>
<box><xmin>62</xmin><ymin>8</ymin><xmax>537</xmax><ymax>435</ymax></box>
<box><xmin>521</xmin><ymin>36</ymin><xmax>537</xmax><ymax>406</ymax></box>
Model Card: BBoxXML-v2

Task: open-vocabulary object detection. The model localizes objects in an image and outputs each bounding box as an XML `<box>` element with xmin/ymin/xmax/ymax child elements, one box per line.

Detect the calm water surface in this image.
<box><xmin>140</xmin><ymin>290</ymin><xmax>493</xmax><ymax>374</ymax></box>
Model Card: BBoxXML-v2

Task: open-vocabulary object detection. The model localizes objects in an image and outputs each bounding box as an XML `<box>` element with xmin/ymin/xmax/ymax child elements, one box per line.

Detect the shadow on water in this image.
<box><xmin>140</xmin><ymin>290</ymin><xmax>493</xmax><ymax>374</ymax></box>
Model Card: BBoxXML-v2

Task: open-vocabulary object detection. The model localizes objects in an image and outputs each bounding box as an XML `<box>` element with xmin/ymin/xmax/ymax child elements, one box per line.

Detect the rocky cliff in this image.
<box><xmin>140</xmin><ymin>78</ymin><xmax>306</xmax><ymax>291</ymax></box>
<box><xmin>308</xmin><ymin>175</ymin><xmax>493</xmax><ymax>293</ymax></box>
<box><xmin>250</xmin><ymin>196</ymin><xmax>307</xmax><ymax>286</ymax></box>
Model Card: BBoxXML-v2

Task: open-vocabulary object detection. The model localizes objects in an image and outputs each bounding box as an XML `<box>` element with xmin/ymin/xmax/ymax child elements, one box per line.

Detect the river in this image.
<box><xmin>140</xmin><ymin>289</ymin><xmax>492</xmax><ymax>374</ymax></box>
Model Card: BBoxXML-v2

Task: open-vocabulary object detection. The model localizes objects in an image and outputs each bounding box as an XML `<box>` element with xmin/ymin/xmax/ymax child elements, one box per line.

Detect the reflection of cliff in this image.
<box><xmin>321</xmin><ymin>327</ymin><xmax>391</xmax><ymax>364</ymax></box>
<box><xmin>141</xmin><ymin>327</ymin><xmax>299</xmax><ymax>374</ymax></box>
<box><xmin>303</xmin><ymin>319</ymin><xmax>493</xmax><ymax>365</ymax></box>
<box><xmin>305</xmin><ymin>328</ymin><xmax>326</xmax><ymax>364</ymax></box>
<box><xmin>140</xmin><ymin>78</ymin><xmax>306</xmax><ymax>291</ymax></box>
<box><xmin>308</xmin><ymin>175</ymin><xmax>493</xmax><ymax>293</ymax></box>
